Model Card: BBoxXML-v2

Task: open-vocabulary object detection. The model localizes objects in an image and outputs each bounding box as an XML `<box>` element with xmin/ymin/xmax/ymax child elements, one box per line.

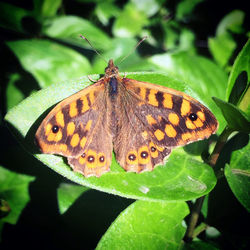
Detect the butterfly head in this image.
<box><xmin>105</xmin><ymin>59</ymin><xmax>119</xmax><ymax>78</ymax></box>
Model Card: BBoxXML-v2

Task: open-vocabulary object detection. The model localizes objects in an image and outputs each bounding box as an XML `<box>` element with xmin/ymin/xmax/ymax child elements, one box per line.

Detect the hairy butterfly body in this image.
<box><xmin>35</xmin><ymin>59</ymin><xmax>218</xmax><ymax>177</ymax></box>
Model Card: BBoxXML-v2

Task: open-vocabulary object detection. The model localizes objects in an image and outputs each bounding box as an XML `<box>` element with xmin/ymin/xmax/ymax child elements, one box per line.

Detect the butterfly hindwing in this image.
<box><xmin>68</xmin><ymin>112</ymin><xmax>113</xmax><ymax>177</ymax></box>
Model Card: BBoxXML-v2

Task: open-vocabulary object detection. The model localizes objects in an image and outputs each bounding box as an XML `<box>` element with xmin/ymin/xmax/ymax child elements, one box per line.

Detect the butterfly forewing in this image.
<box><xmin>123</xmin><ymin>78</ymin><xmax>218</xmax><ymax>147</ymax></box>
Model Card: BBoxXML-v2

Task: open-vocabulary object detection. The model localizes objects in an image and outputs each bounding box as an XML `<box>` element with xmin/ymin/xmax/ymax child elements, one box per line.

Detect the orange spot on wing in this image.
<box><xmin>165</xmin><ymin>124</ymin><xmax>177</xmax><ymax>138</ymax></box>
<box><xmin>197</xmin><ymin>111</ymin><xmax>205</xmax><ymax>121</ymax></box>
<box><xmin>163</xmin><ymin>93</ymin><xmax>173</xmax><ymax>109</ymax></box>
<box><xmin>154</xmin><ymin>129</ymin><xmax>165</xmax><ymax>141</ymax></box>
<box><xmin>80</xmin><ymin>137</ymin><xmax>87</xmax><ymax>148</ymax></box>
<box><xmin>67</xmin><ymin>122</ymin><xmax>75</xmax><ymax>135</ymax></box>
<box><xmin>146</xmin><ymin>114</ymin><xmax>157</xmax><ymax>125</ymax></box>
<box><xmin>194</xmin><ymin>118</ymin><xmax>204</xmax><ymax>127</ymax></box>
<box><xmin>45</xmin><ymin>123</ymin><xmax>52</xmax><ymax>136</ymax></box>
<box><xmin>85</xmin><ymin>120</ymin><xmax>92</xmax><ymax>131</ymax></box>
<box><xmin>186</xmin><ymin>118</ymin><xmax>196</xmax><ymax>129</ymax></box>
<box><xmin>181</xmin><ymin>99</ymin><xmax>191</xmax><ymax>116</ymax></box>
<box><xmin>56</xmin><ymin>111</ymin><xmax>65</xmax><ymax>127</ymax></box>
<box><xmin>69</xmin><ymin>101</ymin><xmax>78</xmax><ymax>117</ymax></box>
<box><xmin>81</xmin><ymin>96</ymin><xmax>90</xmax><ymax>113</ymax></box>
<box><xmin>148</xmin><ymin>89</ymin><xmax>158</xmax><ymax>106</ymax></box>
<box><xmin>168</xmin><ymin>113</ymin><xmax>179</xmax><ymax>125</ymax></box>
<box><xmin>139</xmin><ymin>87</ymin><xmax>146</xmax><ymax>100</ymax></box>
<box><xmin>79</xmin><ymin>155</ymin><xmax>86</xmax><ymax>165</ymax></box>
<box><xmin>70</xmin><ymin>133</ymin><xmax>80</xmax><ymax>147</ymax></box>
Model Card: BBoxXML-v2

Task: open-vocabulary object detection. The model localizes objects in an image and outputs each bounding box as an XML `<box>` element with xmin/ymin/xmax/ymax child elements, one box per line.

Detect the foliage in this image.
<box><xmin>0</xmin><ymin>0</ymin><xmax>249</xmax><ymax>249</ymax></box>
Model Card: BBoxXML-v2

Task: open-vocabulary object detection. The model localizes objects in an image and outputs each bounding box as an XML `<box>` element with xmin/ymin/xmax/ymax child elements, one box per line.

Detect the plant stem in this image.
<box><xmin>184</xmin><ymin>126</ymin><xmax>234</xmax><ymax>242</ymax></box>
<box><xmin>209</xmin><ymin>126</ymin><xmax>235</xmax><ymax>167</ymax></box>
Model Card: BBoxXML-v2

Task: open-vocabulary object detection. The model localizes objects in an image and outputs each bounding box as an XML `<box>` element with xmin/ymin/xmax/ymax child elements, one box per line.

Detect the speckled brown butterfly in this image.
<box><xmin>36</xmin><ymin>40</ymin><xmax>218</xmax><ymax>177</ymax></box>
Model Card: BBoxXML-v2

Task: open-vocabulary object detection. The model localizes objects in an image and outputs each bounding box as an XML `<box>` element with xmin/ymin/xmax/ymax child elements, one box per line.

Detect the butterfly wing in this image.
<box><xmin>113</xmin><ymin>78</ymin><xmax>218</xmax><ymax>172</ymax></box>
<box><xmin>35</xmin><ymin>80</ymin><xmax>113</xmax><ymax>177</ymax></box>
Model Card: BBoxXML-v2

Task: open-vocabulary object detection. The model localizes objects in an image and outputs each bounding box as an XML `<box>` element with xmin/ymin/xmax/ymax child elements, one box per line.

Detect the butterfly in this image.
<box><xmin>35</xmin><ymin>59</ymin><xmax>218</xmax><ymax>177</ymax></box>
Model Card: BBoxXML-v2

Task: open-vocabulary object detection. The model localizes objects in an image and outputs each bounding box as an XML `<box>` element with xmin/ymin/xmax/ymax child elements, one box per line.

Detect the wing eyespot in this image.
<box><xmin>52</xmin><ymin>125</ymin><xmax>59</xmax><ymax>133</ymax></box>
<box><xmin>150</xmin><ymin>146</ymin><xmax>156</xmax><ymax>152</ymax></box>
<box><xmin>128</xmin><ymin>154</ymin><xmax>136</xmax><ymax>161</ymax></box>
<box><xmin>99</xmin><ymin>156</ymin><xmax>105</xmax><ymax>162</ymax></box>
<box><xmin>87</xmin><ymin>155</ymin><xmax>95</xmax><ymax>163</ymax></box>
<box><xmin>189</xmin><ymin>113</ymin><xmax>198</xmax><ymax>121</ymax></box>
<box><xmin>140</xmin><ymin>151</ymin><xmax>149</xmax><ymax>159</ymax></box>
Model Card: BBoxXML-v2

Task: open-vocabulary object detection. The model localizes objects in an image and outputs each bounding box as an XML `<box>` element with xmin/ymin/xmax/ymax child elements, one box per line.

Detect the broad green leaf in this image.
<box><xmin>7</xmin><ymin>39</ymin><xmax>91</xmax><ymax>88</ymax></box>
<box><xmin>0</xmin><ymin>166</ymin><xmax>35</xmax><ymax>225</ymax></box>
<box><xmin>57</xmin><ymin>183</ymin><xmax>89</xmax><ymax>214</ymax></box>
<box><xmin>208</xmin><ymin>33</ymin><xmax>236</xmax><ymax>68</ymax></box>
<box><xmin>225</xmin><ymin>140</ymin><xmax>250</xmax><ymax>211</ymax></box>
<box><xmin>213</xmin><ymin>97</ymin><xmax>250</xmax><ymax>133</ymax></box>
<box><xmin>5</xmin><ymin>73</ymin><xmax>216</xmax><ymax>201</ymax></box>
<box><xmin>43</xmin><ymin>16</ymin><xmax>112</xmax><ymax>50</ymax></box>
<box><xmin>112</xmin><ymin>2</ymin><xmax>148</xmax><ymax>37</ymax></box>
<box><xmin>0</xmin><ymin>2</ymin><xmax>31</xmax><ymax>33</ymax></box>
<box><xmin>150</xmin><ymin>52</ymin><xmax>227</xmax><ymax>131</ymax></box>
<box><xmin>227</xmin><ymin>40</ymin><xmax>250</xmax><ymax>100</ymax></box>
<box><xmin>96</xmin><ymin>200</ymin><xmax>189</xmax><ymax>250</ymax></box>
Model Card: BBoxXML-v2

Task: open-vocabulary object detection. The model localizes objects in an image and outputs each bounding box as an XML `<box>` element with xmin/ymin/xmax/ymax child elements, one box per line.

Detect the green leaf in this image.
<box><xmin>0</xmin><ymin>2</ymin><xmax>31</xmax><ymax>33</ymax></box>
<box><xmin>5</xmin><ymin>73</ymin><xmax>216</xmax><ymax>201</ymax></box>
<box><xmin>0</xmin><ymin>166</ymin><xmax>35</xmax><ymax>233</ymax></box>
<box><xmin>34</xmin><ymin>0</ymin><xmax>62</xmax><ymax>18</ymax></box>
<box><xmin>227</xmin><ymin>40</ymin><xmax>250</xmax><ymax>100</ymax></box>
<box><xmin>150</xmin><ymin>52</ymin><xmax>227</xmax><ymax>131</ymax></box>
<box><xmin>131</xmin><ymin>0</ymin><xmax>164</xmax><ymax>17</ymax></box>
<box><xmin>216</xmin><ymin>10</ymin><xmax>245</xmax><ymax>36</ymax></box>
<box><xmin>112</xmin><ymin>2</ymin><xmax>148</xmax><ymax>37</ymax></box>
<box><xmin>43</xmin><ymin>16</ymin><xmax>112</xmax><ymax>51</ymax></box>
<box><xmin>95</xmin><ymin>2</ymin><xmax>120</xmax><ymax>26</ymax></box>
<box><xmin>176</xmin><ymin>0</ymin><xmax>203</xmax><ymax>20</ymax></box>
<box><xmin>7</xmin><ymin>39</ymin><xmax>91</xmax><ymax>88</ymax></box>
<box><xmin>208</xmin><ymin>33</ymin><xmax>236</xmax><ymax>68</ymax></box>
<box><xmin>6</xmin><ymin>73</ymin><xmax>25</xmax><ymax>111</ymax></box>
<box><xmin>57</xmin><ymin>183</ymin><xmax>89</xmax><ymax>214</ymax></box>
<box><xmin>96</xmin><ymin>200</ymin><xmax>189</xmax><ymax>250</ymax></box>
<box><xmin>225</xmin><ymin>140</ymin><xmax>250</xmax><ymax>212</ymax></box>
<box><xmin>213</xmin><ymin>97</ymin><xmax>250</xmax><ymax>133</ymax></box>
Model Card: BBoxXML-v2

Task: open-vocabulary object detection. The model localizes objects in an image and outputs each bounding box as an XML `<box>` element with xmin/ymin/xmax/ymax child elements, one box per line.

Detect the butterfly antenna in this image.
<box><xmin>117</xmin><ymin>36</ymin><xmax>148</xmax><ymax>65</ymax></box>
<box><xmin>79</xmin><ymin>34</ymin><xmax>108</xmax><ymax>63</ymax></box>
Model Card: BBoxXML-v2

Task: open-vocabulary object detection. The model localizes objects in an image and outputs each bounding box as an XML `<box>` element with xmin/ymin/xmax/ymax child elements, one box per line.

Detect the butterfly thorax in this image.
<box><xmin>104</xmin><ymin>59</ymin><xmax>123</xmax><ymax>98</ymax></box>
